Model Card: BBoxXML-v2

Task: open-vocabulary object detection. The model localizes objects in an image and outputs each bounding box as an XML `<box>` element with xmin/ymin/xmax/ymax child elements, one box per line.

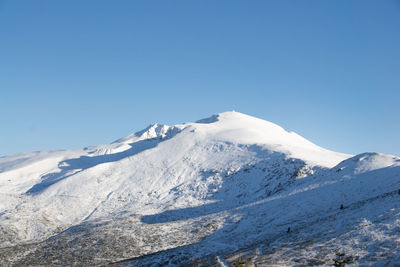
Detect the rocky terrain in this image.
<box><xmin>1</xmin><ymin>111</ymin><xmax>399</xmax><ymax>266</ymax></box>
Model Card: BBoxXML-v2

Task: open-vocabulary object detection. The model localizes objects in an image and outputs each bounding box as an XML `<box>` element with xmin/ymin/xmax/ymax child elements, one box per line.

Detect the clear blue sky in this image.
<box><xmin>1</xmin><ymin>0</ymin><xmax>399</xmax><ymax>157</ymax></box>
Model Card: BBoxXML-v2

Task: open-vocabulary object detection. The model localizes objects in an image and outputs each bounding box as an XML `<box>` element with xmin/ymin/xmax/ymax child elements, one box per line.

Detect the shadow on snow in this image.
<box><xmin>26</xmin><ymin>138</ymin><xmax>162</xmax><ymax>194</ymax></box>
<box><xmin>130</xmin><ymin>164</ymin><xmax>400</xmax><ymax>266</ymax></box>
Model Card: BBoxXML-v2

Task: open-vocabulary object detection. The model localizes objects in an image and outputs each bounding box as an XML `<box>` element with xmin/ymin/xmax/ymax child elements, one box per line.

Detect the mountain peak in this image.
<box><xmin>196</xmin><ymin>111</ymin><xmax>276</xmax><ymax>125</ymax></box>
<box><xmin>1</xmin><ymin>111</ymin><xmax>399</xmax><ymax>266</ymax></box>
<box><xmin>192</xmin><ymin>111</ymin><xmax>351</xmax><ymax>167</ymax></box>
<box><xmin>112</xmin><ymin>111</ymin><xmax>350</xmax><ymax>168</ymax></box>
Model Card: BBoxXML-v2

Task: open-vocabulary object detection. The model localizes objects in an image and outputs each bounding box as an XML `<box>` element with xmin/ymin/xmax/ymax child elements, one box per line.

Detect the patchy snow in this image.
<box><xmin>0</xmin><ymin>111</ymin><xmax>399</xmax><ymax>266</ymax></box>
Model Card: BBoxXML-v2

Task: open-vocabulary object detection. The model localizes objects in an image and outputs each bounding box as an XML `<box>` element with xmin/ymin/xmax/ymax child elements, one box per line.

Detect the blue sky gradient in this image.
<box><xmin>1</xmin><ymin>0</ymin><xmax>399</xmax><ymax>156</ymax></box>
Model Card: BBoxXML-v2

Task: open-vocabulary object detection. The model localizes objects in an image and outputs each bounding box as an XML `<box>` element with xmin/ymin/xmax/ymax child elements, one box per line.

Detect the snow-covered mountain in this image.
<box><xmin>0</xmin><ymin>111</ymin><xmax>399</xmax><ymax>266</ymax></box>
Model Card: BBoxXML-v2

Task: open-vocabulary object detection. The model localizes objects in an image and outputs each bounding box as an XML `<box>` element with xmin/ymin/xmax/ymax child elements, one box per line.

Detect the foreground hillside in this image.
<box><xmin>0</xmin><ymin>111</ymin><xmax>399</xmax><ymax>266</ymax></box>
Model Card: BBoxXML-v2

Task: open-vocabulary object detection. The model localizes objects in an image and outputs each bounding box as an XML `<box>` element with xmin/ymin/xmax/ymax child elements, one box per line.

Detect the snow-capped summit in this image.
<box><xmin>189</xmin><ymin>111</ymin><xmax>350</xmax><ymax>167</ymax></box>
<box><xmin>0</xmin><ymin>111</ymin><xmax>399</xmax><ymax>266</ymax></box>
<box><xmin>115</xmin><ymin>123</ymin><xmax>182</xmax><ymax>144</ymax></box>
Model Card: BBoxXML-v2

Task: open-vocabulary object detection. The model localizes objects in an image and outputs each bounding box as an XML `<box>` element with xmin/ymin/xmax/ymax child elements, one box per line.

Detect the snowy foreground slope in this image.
<box><xmin>1</xmin><ymin>111</ymin><xmax>400</xmax><ymax>266</ymax></box>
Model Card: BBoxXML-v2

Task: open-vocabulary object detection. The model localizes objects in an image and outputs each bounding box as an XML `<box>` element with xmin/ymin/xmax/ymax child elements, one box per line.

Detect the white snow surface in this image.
<box><xmin>0</xmin><ymin>111</ymin><xmax>399</xmax><ymax>266</ymax></box>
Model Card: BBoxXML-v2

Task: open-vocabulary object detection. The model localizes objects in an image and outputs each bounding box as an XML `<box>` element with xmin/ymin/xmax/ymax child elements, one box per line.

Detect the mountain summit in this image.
<box><xmin>1</xmin><ymin>112</ymin><xmax>399</xmax><ymax>266</ymax></box>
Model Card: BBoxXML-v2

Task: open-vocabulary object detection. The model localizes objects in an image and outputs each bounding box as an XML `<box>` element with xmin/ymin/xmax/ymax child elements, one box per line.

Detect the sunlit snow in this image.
<box><xmin>0</xmin><ymin>111</ymin><xmax>399</xmax><ymax>266</ymax></box>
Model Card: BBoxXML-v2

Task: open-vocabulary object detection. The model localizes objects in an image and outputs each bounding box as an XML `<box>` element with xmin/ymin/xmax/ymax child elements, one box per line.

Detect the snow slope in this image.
<box><xmin>0</xmin><ymin>111</ymin><xmax>399</xmax><ymax>266</ymax></box>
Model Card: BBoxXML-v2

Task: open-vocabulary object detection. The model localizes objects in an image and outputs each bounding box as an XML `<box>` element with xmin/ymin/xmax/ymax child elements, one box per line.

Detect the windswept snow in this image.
<box><xmin>0</xmin><ymin>111</ymin><xmax>399</xmax><ymax>266</ymax></box>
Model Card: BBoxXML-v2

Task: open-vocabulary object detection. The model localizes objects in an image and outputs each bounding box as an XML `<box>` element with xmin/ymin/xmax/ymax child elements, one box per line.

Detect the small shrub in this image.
<box><xmin>333</xmin><ymin>252</ymin><xmax>354</xmax><ymax>266</ymax></box>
